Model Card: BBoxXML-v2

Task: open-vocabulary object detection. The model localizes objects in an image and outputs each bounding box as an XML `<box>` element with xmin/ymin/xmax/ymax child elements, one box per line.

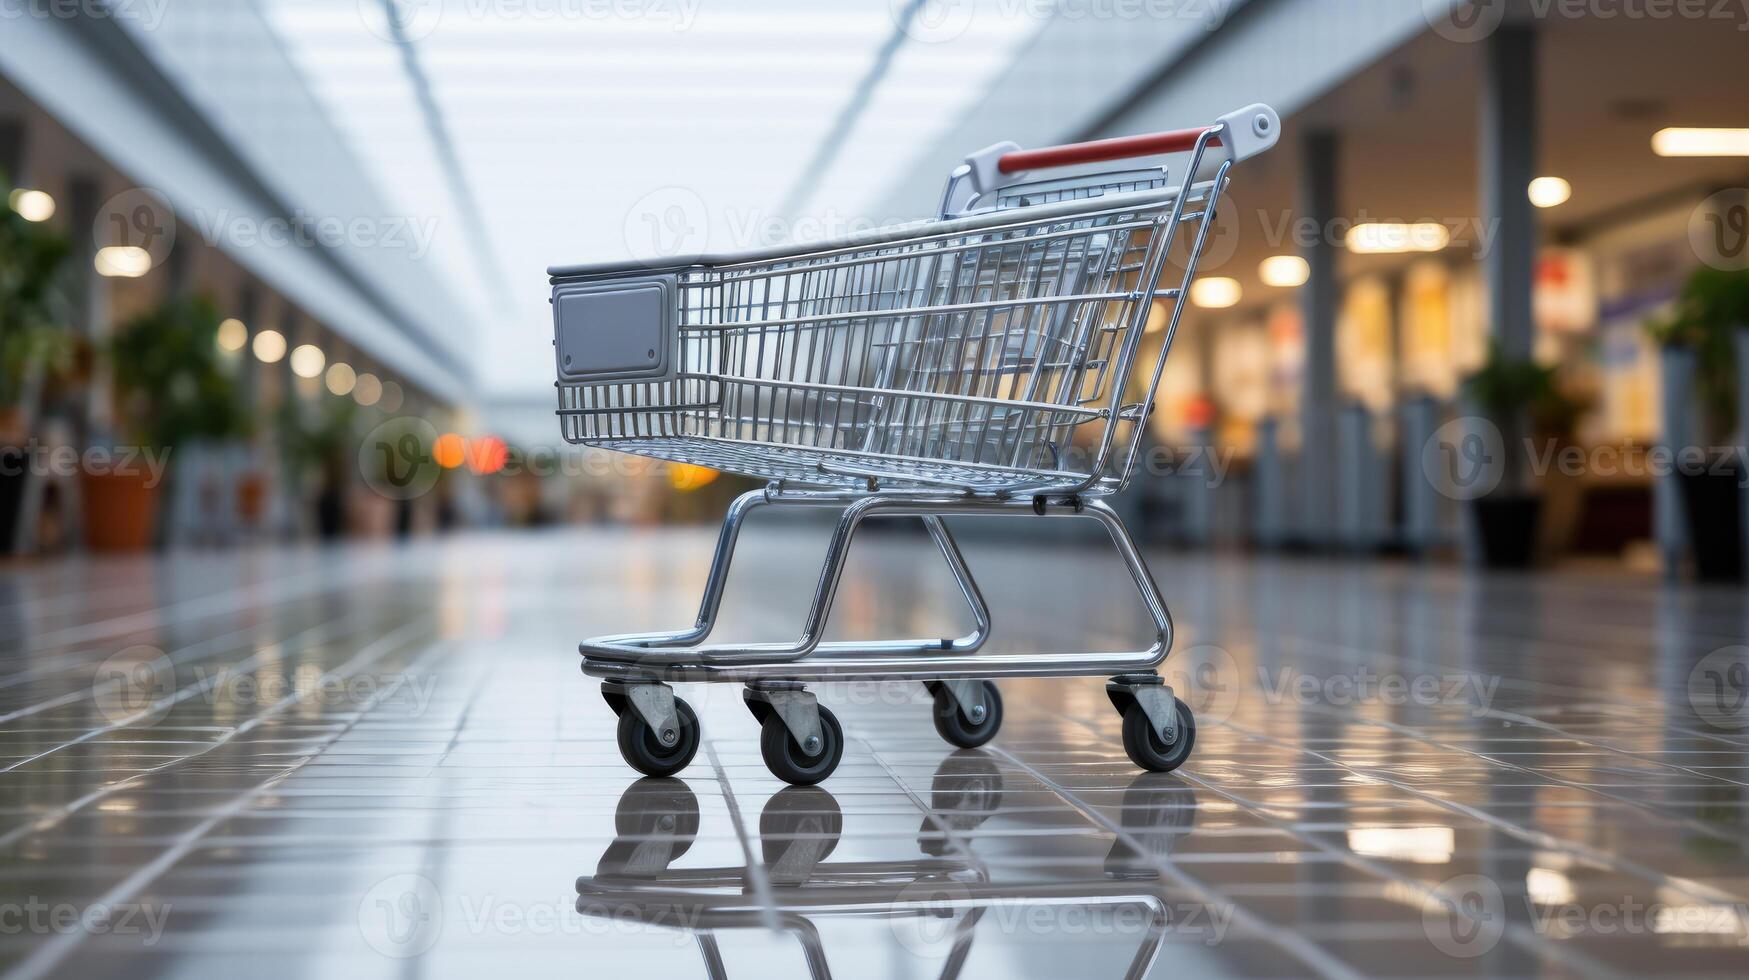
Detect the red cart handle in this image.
<box><xmin>998</xmin><ymin>127</ymin><xmax>1221</xmax><ymax>174</ymax></box>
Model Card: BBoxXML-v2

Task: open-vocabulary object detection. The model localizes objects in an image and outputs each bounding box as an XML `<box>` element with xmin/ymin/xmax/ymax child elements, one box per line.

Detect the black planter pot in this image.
<box><xmin>0</xmin><ymin>448</ymin><xmax>25</xmax><ymax>553</ymax></box>
<box><xmin>1471</xmin><ymin>495</ymin><xmax>1542</xmax><ymax>569</ymax></box>
<box><xmin>1676</xmin><ymin>462</ymin><xmax>1744</xmax><ymax>583</ymax></box>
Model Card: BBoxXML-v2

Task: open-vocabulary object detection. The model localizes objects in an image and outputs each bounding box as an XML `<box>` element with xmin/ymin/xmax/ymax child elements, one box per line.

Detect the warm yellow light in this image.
<box><xmin>1190</xmin><ymin>277</ymin><xmax>1241</xmax><ymax>309</ymax></box>
<box><xmin>251</xmin><ymin>329</ymin><xmax>286</xmax><ymax>363</ymax></box>
<box><xmin>289</xmin><ymin>344</ymin><xmax>326</xmax><ymax>379</ymax></box>
<box><xmin>1652</xmin><ymin>127</ymin><xmax>1749</xmax><ymax>157</ymax></box>
<box><xmin>1346</xmin><ymin>223</ymin><xmax>1450</xmax><ymax>254</ymax></box>
<box><xmin>216</xmin><ymin>318</ymin><xmax>248</xmax><ymax>352</ymax></box>
<box><xmin>1528</xmin><ymin>176</ymin><xmax>1571</xmax><ymax>209</ymax></box>
<box><xmin>325</xmin><ymin>362</ymin><xmax>357</xmax><ymax>397</ymax></box>
<box><xmin>1258</xmin><ymin>255</ymin><xmax>1310</xmax><ymax>288</ymax></box>
<box><xmin>433</xmin><ymin>433</ymin><xmax>467</xmax><ymax>469</ymax></box>
<box><xmin>1347</xmin><ymin>826</ymin><xmax>1455</xmax><ymax>864</ymax></box>
<box><xmin>94</xmin><ymin>245</ymin><xmax>152</xmax><ymax>278</ymax></box>
<box><xmin>8</xmin><ymin>189</ymin><xmax>55</xmax><ymax>222</ymax></box>
<box><xmin>353</xmin><ymin>372</ymin><xmax>382</xmax><ymax>407</ymax></box>
<box><xmin>669</xmin><ymin>463</ymin><xmax>720</xmax><ymax>491</ymax></box>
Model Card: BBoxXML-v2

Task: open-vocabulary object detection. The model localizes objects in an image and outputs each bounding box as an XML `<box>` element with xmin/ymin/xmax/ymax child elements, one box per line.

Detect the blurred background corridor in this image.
<box><xmin>3</xmin><ymin>1</ymin><xmax>1749</xmax><ymax>977</ymax></box>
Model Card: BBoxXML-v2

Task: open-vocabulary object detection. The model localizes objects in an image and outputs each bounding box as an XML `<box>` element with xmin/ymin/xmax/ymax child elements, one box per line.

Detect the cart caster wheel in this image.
<box><xmin>616</xmin><ymin>698</ymin><xmax>700</xmax><ymax>778</ymax></box>
<box><xmin>1121</xmin><ymin>697</ymin><xmax>1196</xmax><ymax>773</ymax></box>
<box><xmin>930</xmin><ymin>681</ymin><xmax>1003</xmax><ymax>749</ymax></box>
<box><xmin>759</xmin><ymin>704</ymin><xmax>843</xmax><ymax>785</ymax></box>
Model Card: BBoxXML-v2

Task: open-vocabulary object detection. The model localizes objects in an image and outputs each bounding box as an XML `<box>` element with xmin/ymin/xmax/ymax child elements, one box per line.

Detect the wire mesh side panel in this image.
<box><xmin>687</xmin><ymin>202</ymin><xmax>1175</xmax><ymax>490</ymax></box>
<box><xmin>557</xmin><ymin>274</ymin><xmax>718</xmax><ymax>442</ymax></box>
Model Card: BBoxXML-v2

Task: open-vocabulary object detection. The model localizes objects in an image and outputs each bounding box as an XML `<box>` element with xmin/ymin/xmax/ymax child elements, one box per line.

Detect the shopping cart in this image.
<box><xmin>550</xmin><ymin>104</ymin><xmax>1279</xmax><ymax>784</ymax></box>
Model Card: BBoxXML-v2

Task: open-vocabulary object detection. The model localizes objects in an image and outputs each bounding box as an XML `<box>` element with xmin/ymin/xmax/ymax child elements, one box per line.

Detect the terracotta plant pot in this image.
<box><xmin>80</xmin><ymin>469</ymin><xmax>161</xmax><ymax>551</ymax></box>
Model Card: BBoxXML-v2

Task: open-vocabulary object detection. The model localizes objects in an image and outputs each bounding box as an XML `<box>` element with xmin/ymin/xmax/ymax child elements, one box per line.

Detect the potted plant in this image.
<box><xmin>1647</xmin><ymin>266</ymin><xmax>1748</xmax><ymax>582</ymax></box>
<box><xmin>277</xmin><ymin>395</ymin><xmax>358</xmax><ymax>540</ymax></box>
<box><xmin>1462</xmin><ymin>342</ymin><xmax>1575</xmax><ymax>569</ymax></box>
<box><xmin>98</xmin><ymin>295</ymin><xmax>250</xmax><ymax>550</ymax></box>
<box><xmin>0</xmin><ymin>188</ymin><xmax>72</xmax><ymax>553</ymax></box>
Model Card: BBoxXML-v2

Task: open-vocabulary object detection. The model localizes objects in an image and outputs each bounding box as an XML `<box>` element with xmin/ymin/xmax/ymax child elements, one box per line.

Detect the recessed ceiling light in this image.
<box><xmin>8</xmin><ymin>189</ymin><xmax>55</xmax><ymax>222</ymax></box>
<box><xmin>1528</xmin><ymin>176</ymin><xmax>1571</xmax><ymax>209</ymax></box>
<box><xmin>290</xmin><ymin>344</ymin><xmax>326</xmax><ymax>379</ymax></box>
<box><xmin>1652</xmin><ymin>128</ymin><xmax>1749</xmax><ymax>157</ymax></box>
<box><xmin>216</xmin><ymin>318</ymin><xmax>248</xmax><ymax>352</ymax></box>
<box><xmin>1345</xmin><ymin>223</ymin><xmax>1451</xmax><ymax>255</ymax></box>
<box><xmin>1190</xmin><ymin>277</ymin><xmax>1242</xmax><ymax>309</ymax></box>
<box><xmin>94</xmin><ymin>245</ymin><xmax>151</xmax><ymax>278</ymax></box>
<box><xmin>252</xmin><ymin>329</ymin><xmax>287</xmax><ymax>364</ymax></box>
<box><xmin>1258</xmin><ymin>255</ymin><xmax>1310</xmax><ymax>288</ymax></box>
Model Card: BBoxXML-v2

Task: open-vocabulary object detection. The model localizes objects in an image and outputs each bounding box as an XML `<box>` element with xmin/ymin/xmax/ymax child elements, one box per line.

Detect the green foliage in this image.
<box><xmin>1645</xmin><ymin>266</ymin><xmax>1749</xmax><ymax>442</ymax></box>
<box><xmin>278</xmin><ymin>394</ymin><xmax>358</xmax><ymax>479</ymax></box>
<box><xmin>0</xmin><ymin>187</ymin><xmax>72</xmax><ymax>409</ymax></box>
<box><xmin>109</xmin><ymin>295</ymin><xmax>252</xmax><ymax>451</ymax></box>
<box><xmin>1464</xmin><ymin>340</ymin><xmax>1579</xmax><ymax>438</ymax></box>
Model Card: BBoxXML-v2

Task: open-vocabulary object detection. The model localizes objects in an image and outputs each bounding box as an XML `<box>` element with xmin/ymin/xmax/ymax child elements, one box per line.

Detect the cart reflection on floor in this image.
<box><xmin>576</xmin><ymin>752</ymin><xmax>1200</xmax><ymax>979</ymax></box>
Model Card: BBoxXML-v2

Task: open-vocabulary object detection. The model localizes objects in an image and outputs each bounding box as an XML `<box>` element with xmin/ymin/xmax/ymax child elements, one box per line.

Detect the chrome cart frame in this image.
<box><xmin>550</xmin><ymin>105</ymin><xmax>1280</xmax><ymax>782</ymax></box>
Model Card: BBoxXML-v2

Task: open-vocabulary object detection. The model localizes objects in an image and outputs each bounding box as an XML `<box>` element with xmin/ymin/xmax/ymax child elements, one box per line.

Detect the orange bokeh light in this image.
<box><xmin>433</xmin><ymin>433</ymin><xmax>467</xmax><ymax>469</ymax></box>
<box><xmin>668</xmin><ymin>463</ymin><xmax>720</xmax><ymax>491</ymax></box>
<box><xmin>466</xmin><ymin>435</ymin><xmax>509</xmax><ymax>475</ymax></box>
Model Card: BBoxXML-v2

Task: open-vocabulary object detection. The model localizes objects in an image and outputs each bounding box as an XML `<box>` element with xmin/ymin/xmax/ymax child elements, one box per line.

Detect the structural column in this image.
<box><xmin>1480</xmin><ymin>24</ymin><xmax>1538</xmax><ymax>363</ymax></box>
<box><xmin>1298</xmin><ymin>130</ymin><xmax>1340</xmax><ymax>548</ymax></box>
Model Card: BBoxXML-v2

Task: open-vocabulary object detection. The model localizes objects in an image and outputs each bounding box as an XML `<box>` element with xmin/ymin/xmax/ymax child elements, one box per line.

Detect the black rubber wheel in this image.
<box><xmin>759</xmin><ymin>785</ymin><xmax>843</xmax><ymax>867</ymax></box>
<box><xmin>1120</xmin><ymin>697</ymin><xmax>1196</xmax><ymax>773</ymax></box>
<box><xmin>929</xmin><ymin>681</ymin><xmax>1003</xmax><ymax>749</ymax></box>
<box><xmin>597</xmin><ymin>777</ymin><xmax>700</xmax><ymax>876</ymax></box>
<box><xmin>615</xmin><ymin>698</ymin><xmax>701</xmax><ymax>778</ymax></box>
<box><xmin>758</xmin><ymin>705</ymin><xmax>843</xmax><ymax>785</ymax></box>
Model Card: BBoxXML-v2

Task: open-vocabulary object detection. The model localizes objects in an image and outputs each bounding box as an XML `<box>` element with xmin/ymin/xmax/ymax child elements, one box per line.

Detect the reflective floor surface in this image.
<box><xmin>3</xmin><ymin>522</ymin><xmax>1749</xmax><ymax>978</ymax></box>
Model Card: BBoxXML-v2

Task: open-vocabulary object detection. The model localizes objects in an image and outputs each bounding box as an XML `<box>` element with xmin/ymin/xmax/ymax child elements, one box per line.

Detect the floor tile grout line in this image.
<box><xmin>0</xmin><ymin>576</ymin><xmax>411</xmax><ymax>692</ymax></box>
<box><xmin>855</xmin><ymin>735</ymin><xmax>991</xmax><ymax>880</ymax></box>
<box><xmin>1031</xmin><ymin>706</ymin><xmax>1627</xmax><ymax>980</ymax></box>
<box><xmin>0</xmin><ymin>617</ymin><xmax>437</xmax><ymax>848</ymax></box>
<box><xmin>1470</xmin><ymin>704</ymin><xmax>1749</xmax><ymax>787</ymax></box>
<box><xmin>1313</xmin><ymin>704</ymin><xmax>1749</xmax><ymax>843</ymax></box>
<box><xmin>1</xmin><ymin>636</ymin><xmax>456</xmax><ymax>980</ymax></box>
<box><xmin>1214</xmin><ymin>715</ymin><xmax>1749</xmax><ymax>910</ymax></box>
<box><xmin>0</xmin><ymin>608</ymin><xmax>423</xmax><ymax>774</ymax></box>
<box><xmin>0</xmin><ymin>601</ymin><xmax>399</xmax><ymax>723</ymax></box>
<box><xmin>701</xmin><ymin>738</ymin><xmax>782</xmax><ymax>933</ymax></box>
<box><xmin>983</xmin><ymin>743</ymin><xmax>1364</xmax><ymax>980</ymax></box>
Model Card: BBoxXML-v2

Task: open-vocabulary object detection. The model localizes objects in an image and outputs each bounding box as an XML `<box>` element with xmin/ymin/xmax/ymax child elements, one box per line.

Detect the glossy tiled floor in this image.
<box><xmin>3</xmin><ymin>523</ymin><xmax>1749</xmax><ymax>978</ymax></box>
